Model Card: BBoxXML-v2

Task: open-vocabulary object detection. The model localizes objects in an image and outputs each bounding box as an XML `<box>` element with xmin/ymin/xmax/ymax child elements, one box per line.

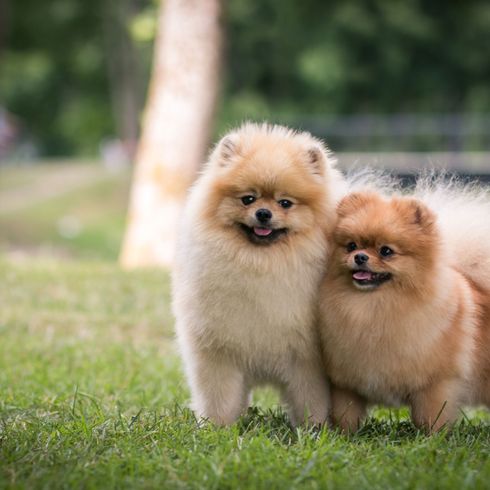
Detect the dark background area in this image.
<box><xmin>1</xmin><ymin>0</ymin><xmax>490</xmax><ymax>159</ymax></box>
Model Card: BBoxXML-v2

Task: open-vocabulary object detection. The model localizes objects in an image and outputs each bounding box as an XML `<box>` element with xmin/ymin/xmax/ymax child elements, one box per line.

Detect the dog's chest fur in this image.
<box><xmin>323</xmin><ymin>279</ymin><xmax>475</xmax><ymax>404</ymax></box>
<box><xmin>182</xmin><ymin>244</ymin><xmax>323</xmax><ymax>368</ymax></box>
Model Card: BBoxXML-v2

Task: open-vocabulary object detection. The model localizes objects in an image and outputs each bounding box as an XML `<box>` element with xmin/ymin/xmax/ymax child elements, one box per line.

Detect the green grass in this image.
<box><xmin>0</xmin><ymin>162</ymin><xmax>131</xmax><ymax>260</ymax></box>
<box><xmin>1</xmin><ymin>259</ymin><xmax>490</xmax><ymax>489</ymax></box>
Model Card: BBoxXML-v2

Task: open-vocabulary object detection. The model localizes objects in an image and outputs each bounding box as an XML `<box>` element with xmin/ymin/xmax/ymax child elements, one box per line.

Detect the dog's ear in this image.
<box><xmin>211</xmin><ymin>134</ymin><xmax>241</xmax><ymax>168</ymax></box>
<box><xmin>220</xmin><ymin>136</ymin><xmax>238</xmax><ymax>161</ymax></box>
<box><xmin>396</xmin><ymin>198</ymin><xmax>436</xmax><ymax>231</ymax></box>
<box><xmin>304</xmin><ymin>145</ymin><xmax>327</xmax><ymax>177</ymax></box>
<box><xmin>337</xmin><ymin>192</ymin><xmax>378</xmax><ymax>218</ymax></box>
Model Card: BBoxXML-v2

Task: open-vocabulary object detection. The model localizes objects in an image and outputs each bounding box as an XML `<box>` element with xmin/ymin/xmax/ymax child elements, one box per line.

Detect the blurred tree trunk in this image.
<box><xmin>0</xmin><ymin>0</ymin><xmax>7</xmax><ymax>65</ymax></box>
<box><xmin>103</xmin><ymin>0</ymin><xmax>142</xmax><ymax>160</ymax></box>
<box><xmin>120</xmin><ymin>0</ymin><xmax>222</xmax><ymax>268</ymax></box>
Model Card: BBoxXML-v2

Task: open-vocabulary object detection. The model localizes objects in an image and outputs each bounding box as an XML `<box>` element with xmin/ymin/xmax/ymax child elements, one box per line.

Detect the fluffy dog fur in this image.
<box><xmin>319</xmin><ymin>190</ymin><xmax>490</xmax><ymax>433</ymax></box>
<box><xmin>173</xmin><ymin>123</ymin><xmax>344</xmax><ymax>426</ymax></box>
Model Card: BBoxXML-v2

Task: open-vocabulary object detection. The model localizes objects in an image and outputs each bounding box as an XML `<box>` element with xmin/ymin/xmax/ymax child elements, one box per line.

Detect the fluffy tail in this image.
<box><xmin>414</xmin><ymin>173</ymin><xmax>490</xmax><ymax>290</ymax></box>
<box><xmin>343</xmin><ymin>166</ymin><xmax>401</xmax><ymax>195</ymax></box>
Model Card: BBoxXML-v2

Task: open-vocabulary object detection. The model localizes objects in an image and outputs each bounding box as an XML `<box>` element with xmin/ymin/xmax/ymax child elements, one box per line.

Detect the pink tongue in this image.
<box><xmin>353</xmin><ymin>271</ymin><xmax>373</xmax><ymax>281</ymax></box>
<box><xmin>254</xmin><ymin>227</ymin><xmax>273</xmax><ymax>236</ymax></box>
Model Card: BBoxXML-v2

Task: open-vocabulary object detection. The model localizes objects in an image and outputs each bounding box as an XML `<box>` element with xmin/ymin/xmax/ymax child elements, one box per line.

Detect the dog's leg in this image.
<box><xmin>330</xmin><ymin>384</ymin><xmax>367</xmax><ymax>433</ymax></box>
<box><xmin>283</xmin><ymin>358</ymin><xmax>330</xmax><ymax>426</ymax></box>
<box><xmin>187</xmin><ymin>352</ymin><xmax>249</xmax><ymax>426</ymax></box>
<box><xmin>410</xmin><ymin>378</ymin><xmax>462</xmax><ymax>433</ymax></box>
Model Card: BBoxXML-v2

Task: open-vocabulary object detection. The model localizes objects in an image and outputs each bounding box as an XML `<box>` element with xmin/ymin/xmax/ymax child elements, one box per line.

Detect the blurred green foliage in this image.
<box><xmin>220</xmin><ymin>0</ymin><xmax>490</xmax><ymax>120</ymax></box>
<box><xmin>2</xmin><ymin>0</ymin><xmax>113</xmax><ymax>155</ymax></box>
<box><xmin>1</xmin><ymin>0</ymin><xmax>490</xmax><ymax>156</ymax></box>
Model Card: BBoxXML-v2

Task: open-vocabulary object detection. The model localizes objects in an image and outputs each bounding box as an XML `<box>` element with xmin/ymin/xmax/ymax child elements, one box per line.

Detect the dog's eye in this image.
<box><xmin>278</xmin><ymin>199</ymin><xmax>293</xmax><ymax>209</ymax></box>
<box><xmin>380</xmin><ymin>246</ymin><xmax>394</xmax><ymax>257</ymax></box>
<box><xmin>241</xmin><ymin>195</ymin><xmax>256</xmax><ymax>205</ymax></box>
<box><xmin>346</xmin><ymin>242</ymin><xmax>357</xmax><ymax>252</ymax></box>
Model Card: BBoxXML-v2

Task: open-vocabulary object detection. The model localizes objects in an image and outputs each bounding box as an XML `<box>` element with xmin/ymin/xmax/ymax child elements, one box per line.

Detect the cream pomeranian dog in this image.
<box><xmin>319</xmin><ymin>188</ymin><xmax>490</xmax><ymax>433</ymax></box>
<box><xmin>172</xmin><ymin>123</ymin><xmax>345</xmax><ymax>426</ymax></box>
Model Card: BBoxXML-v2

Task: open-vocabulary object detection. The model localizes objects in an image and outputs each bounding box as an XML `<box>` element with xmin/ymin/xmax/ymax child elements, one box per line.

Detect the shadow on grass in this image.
<box><xmin>235</xmin><ymin>406</ymin><xmax>490</xmax><ymax>446</ymax></box>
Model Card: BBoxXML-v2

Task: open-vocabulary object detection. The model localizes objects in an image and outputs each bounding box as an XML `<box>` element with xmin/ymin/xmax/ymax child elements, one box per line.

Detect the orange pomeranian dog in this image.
<box><xmin>319</xmin><ymin>191</ymin><xmax>490</xmax><ymax>433</ymax></box>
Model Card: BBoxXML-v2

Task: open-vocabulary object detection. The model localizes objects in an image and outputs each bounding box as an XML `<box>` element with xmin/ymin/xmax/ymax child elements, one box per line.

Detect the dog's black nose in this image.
<box><xmin>255</xmin><ymin>208</ymin><xmax>272</xmax><ymax>223</ymax></box>
<box><xmin>354</xmin><ymin>253</ymin><xmax>369</xmax><ymax>265</ymax></box>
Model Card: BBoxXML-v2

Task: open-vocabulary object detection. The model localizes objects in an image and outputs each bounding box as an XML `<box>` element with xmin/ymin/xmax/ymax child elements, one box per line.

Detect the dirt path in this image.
<box><xmin>0</xmin><ymin>164</ymin><xmax>120</xmax><ymax>214</ymax></box>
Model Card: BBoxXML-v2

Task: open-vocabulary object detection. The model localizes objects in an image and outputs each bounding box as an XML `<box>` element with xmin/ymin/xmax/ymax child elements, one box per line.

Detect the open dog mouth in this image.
<box><xmin>239</xmin><ymin>224</ymin><xmax>288</xmax><ymax>245</ymax></box>
<box><xmin>352</xmin><ymin>269</ymin><xmax>392</xmax><ymax>289</ymax></box>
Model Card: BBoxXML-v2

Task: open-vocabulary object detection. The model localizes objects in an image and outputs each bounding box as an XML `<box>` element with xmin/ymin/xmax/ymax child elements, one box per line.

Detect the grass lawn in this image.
<box><xmin>1</xmin><ymin>258</ymin><xmax>490</xmax><ymax>489</ymax></box>
<box><xmin>0</xmin><ymin>162</ymin><xmax>131</xmax><ymax>261</ymax></box>
<box><xmin>1</xmin><ymin>163</ymin><xmax>490</xmax><ymax>489</ymax></box>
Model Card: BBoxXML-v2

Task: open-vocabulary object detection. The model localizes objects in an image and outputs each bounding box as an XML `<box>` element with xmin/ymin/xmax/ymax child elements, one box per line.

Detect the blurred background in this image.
<box><xmin>1</xmin><ymin>0</ymin><xmax>490</xmax><ymax>264</ymax></box>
